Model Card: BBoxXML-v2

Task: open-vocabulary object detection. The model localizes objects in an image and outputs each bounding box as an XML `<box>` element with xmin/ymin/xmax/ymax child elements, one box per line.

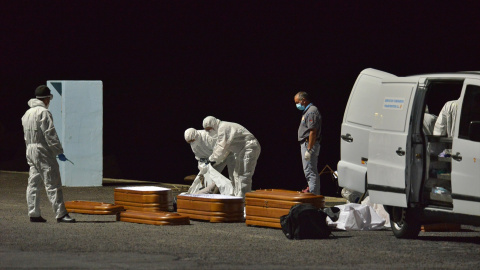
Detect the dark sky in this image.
<box><xmin>1</xmin><ymin>1</ymin><xmax>480</xmax><ymax>192</ymax></box>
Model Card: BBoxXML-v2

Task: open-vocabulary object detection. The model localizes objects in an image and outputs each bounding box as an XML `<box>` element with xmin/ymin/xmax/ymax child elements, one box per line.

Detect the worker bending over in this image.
<box><xmin>202</xmin><ymin>116</ymin><xmax>261</xmax><ymax>198</ymax></box>
<box><xmin>184</xmin><ymin>127</ymin><xmax>235</xmax><ymax>193</ymax></box>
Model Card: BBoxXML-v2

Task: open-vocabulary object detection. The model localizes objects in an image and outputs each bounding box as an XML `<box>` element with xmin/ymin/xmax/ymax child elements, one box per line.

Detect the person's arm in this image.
<box><xmin>209</xmin><ymin>126</ymin><xmax>234</xmax><ymax>163</ymax></box>
<box><xmin>40</xmin><ymin>111</ymin><xmax>64</xmax><ymax>156</ymax></box>
<box><xmin>307</xmin><ymin>128</ymin><xmax>317</xmax><ymax>151</ymax></box>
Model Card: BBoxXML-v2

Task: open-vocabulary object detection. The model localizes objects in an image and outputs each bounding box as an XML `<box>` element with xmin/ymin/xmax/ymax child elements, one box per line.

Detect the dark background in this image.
<box><xmin>1</xmin><ymin>1</ymin><xmax>479</xmax><ymax>192</ymax></box>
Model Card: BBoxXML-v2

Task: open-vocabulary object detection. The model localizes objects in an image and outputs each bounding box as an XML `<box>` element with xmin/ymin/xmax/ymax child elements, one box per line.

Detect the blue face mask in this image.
<box><xmin>296</xmin><ymin>103</ymin><xmax>305</xmax><ymax>111</ymax></box>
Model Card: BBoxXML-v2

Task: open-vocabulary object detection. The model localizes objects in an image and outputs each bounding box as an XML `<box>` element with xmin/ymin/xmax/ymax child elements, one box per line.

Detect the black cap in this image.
<box><xmin>35</xmin><ymin>85</ymin><xmax>51</xmax><ymax>97</ymax></box>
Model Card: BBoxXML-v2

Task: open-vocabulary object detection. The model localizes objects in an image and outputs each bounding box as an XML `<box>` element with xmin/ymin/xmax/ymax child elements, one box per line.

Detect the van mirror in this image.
<box><xmin>468</xmin><ymin>121</ymin><xmax>480</xmax><ymax>142</ymax></box>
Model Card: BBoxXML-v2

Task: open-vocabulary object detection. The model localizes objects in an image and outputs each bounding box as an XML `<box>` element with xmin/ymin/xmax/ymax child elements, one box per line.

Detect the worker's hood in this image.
<box><xmin>203</xmin><ymin>116</ymin><xmax>221</xmax><ymax>131</ymax></box>
<box><xmin>27</xmin><ymin>98</ymin><xmax>47</xmax><ymax>108</ymax></box>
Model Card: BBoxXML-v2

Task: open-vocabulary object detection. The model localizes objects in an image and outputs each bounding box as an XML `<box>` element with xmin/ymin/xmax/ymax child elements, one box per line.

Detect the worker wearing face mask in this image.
<box><xmin>184</xmin><ymin>128</ymin><xmax>235</xmax><ymax>190</ymax></box>
<box><xmin>202</xmin><ymin>116</ymin><xmax>261</xmax><ymax>198</ymax></box>
<box><xmin>21</xmin><ymin>85</ymin><xmax>75</xmax><ymax>223</ymax></box>
<box><xmin>294</xmin><ymin>91</ymin><xmax>322</xmax><ymax>195</ymax></box>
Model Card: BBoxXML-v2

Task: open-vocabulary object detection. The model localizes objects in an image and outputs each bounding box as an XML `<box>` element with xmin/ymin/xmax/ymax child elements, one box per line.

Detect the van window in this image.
<box><xmin>458</xmin><ymin>85</ymin><xmax>480</xmax><ymax>140</ymax></box>
<box><xmin>346</xmin><ymin>74</ymin><xmax>381</xmax><ymax>127</ymax></box>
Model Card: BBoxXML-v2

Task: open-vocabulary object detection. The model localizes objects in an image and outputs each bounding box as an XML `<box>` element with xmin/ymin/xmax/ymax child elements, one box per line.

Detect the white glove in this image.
<box><xmin>198</xmin><ymin>163</ymin><xmax>209</xmax><ymax>175</ymax></box>
<box><xmin>304</xmin><ymin>149</ymin><xmax>313</xmax><ymax>161</ymax></box>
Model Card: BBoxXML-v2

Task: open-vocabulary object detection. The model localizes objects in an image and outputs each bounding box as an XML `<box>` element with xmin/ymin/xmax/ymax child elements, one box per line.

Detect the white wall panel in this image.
<box><xmin>47</xmin><ymin>81</ymin><xmax>103</xmax><ymax>186</ymax></box>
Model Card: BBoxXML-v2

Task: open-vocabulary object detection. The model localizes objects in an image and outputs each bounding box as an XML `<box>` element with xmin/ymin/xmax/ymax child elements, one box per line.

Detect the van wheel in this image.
<box><xmin>390</xmin><ymin>207</ymin><xmax>421</xmax><ymax>239</ymax></box>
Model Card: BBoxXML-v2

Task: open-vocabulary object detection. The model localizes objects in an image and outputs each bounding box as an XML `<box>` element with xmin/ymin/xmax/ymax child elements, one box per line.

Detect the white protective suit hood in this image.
<box><xmin>28</xmin><ymin>98</ymin><xmax>48</xmax><ymax>109</ymax></box>
<box><xmin>203</xmin><ymin>116</ymin><xmax>221</xmax><ymax>137</ymax></box>
<box><xmin>184</xmin><ymin>128</ymin><xmax>197</xmax><ymax>142</ymax></box>
<box><xmin>184</xmin><ymin>128</ymin><xmax>216</xmax><ymax>161</ymax></box>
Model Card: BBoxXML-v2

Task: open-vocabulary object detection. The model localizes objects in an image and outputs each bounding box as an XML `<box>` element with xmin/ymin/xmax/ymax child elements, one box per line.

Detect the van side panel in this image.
<box><xmin>369</xmin><ymin>190</ymin><xmax>408</xmax><ymax>207</ymax></box>
<box><xmin>338</xmin><ymin>73</ymin><xmax>383</xmax><ymax>193</ymax></box>
<box><xmin>345</xmin><ymin>75</ymin><xmax>383</xmax><ymax>126</ymax></box>
<box><xmin>367</xmin><ymin>81</ymin><xmax>416</xmax><ymax>207</ymax></box>
<box><xmin>451</xmin><ymin>79</ymin><xmax>480</xmax><ymax>216</ymax></box>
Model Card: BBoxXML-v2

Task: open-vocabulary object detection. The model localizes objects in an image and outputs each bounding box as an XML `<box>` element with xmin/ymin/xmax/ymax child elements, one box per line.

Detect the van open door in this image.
<box><xmin>367</xmin><ymin>78</ymin><xmax>419</xmax><ymax>207</ymax></box>
<box><xmin>338</xmin><ymin>69</ymin><xmax>395</xmax><ymax>193</ymax></box>
<box><xmin>451</xmin><ymin>79</ymin><xmax>480</xmax><ymax>216</ymax></box>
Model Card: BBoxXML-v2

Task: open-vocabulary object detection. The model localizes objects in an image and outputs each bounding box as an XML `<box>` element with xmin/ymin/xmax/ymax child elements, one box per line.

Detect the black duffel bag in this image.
<box><xmin>280</xmin><ymin>203</ymin><xmax>332</xmax><ymax>240</ymax></box>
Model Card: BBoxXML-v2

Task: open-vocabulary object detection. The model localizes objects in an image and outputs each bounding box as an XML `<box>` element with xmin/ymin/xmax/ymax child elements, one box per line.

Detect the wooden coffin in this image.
<box><xmin>245</xmin><ymin>189</ymin><xmax>325</xmax><ymax>228</ymax></box>
<box><xmin>176</xmin><ymin>194</ymin><xmax>244</xmax><ymax>223</ymax></box>
<box><xmin>114</xmin><ymin>186</ymin><xmax>173</xmax><ymax>212</ymax></box>
<box><xmin>65</xmin><ymin>201</ymin><xmax>124</xmax><ymax>215</ymax></box>
<box><xmin>113</xmin><ymin>201</ymin><xmax>171</xmax><ymax>213</ymax></box>
<box><xmin>119</xmin><ymin>210</ymin><xmax>190</xmax><ymax>226</ymax></box>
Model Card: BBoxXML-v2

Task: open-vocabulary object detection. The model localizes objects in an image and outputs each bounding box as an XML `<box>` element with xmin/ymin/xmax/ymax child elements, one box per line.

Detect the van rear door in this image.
<box><xmin>338</xmin><ymin>69</ymin><xmax>395</xmax><ymax>193</ymax></box>
<box><xmin>367</xmin><ymin>78</ymin><xmax>419</xmax><ymax>207</ymax></box>
<box><xmin>451</xmin><ymin>79</ymin><xmax>480</xmax><ymax>215</ymax></box>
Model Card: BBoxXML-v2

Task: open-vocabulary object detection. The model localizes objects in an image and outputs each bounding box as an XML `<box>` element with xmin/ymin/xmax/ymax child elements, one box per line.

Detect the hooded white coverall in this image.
<box><xmin>184</xmin><ymin>128</ymin><xmax>235</xmax><ymax>182</ymax></box>
<box><xmin>203</xmin><ymin>116</ymin><xmax>261</xmax><ymax>198</ymax></box>
<box><xmin>21</xmin><ymin>99</ymin><xmax>68</xmax><ymax>219</ymax></box>
<box><xmin>423</xmin><ymin>113</ymin><xmax>437</xmax><ymax>136</ymax></box>
<box><xmin>433</xmin><ymin>100</ymin><xmax>458</xmax><ymax>138</ymax></box>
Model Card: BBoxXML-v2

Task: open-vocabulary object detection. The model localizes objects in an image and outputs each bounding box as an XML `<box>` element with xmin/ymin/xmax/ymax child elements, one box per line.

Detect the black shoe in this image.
<box><xmin>30</xmin><ymin>216</ymin><xmax>47</xmax><ymax>222</ymax></box>
<box><xmin>57</xmin><ymin>214</ymin><xmax>76</xmax><ymax>223</ymax></box>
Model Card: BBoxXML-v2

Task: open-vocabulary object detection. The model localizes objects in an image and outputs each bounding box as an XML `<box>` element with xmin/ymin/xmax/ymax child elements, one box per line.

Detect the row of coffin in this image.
<box><xmin>65</xmin><ymin>187</ymin><xmax>326</xmax><ymax>228</ymax></box>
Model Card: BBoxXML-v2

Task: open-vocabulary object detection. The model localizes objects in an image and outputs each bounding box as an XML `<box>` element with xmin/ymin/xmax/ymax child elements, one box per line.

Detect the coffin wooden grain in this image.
<box><xmin>113</xmin><ymin>200</ymin><xmax>170</xmax><ymax>212</ymax></box>
<box><xmin>176</xmin><ymin>194</ymin><xmax>244</xmax><ymax>223</ymax></box>
<box><xmin>114</xmin><ymin>186</ymin><xmax>173</xmax><ymax>212</ymax></box>
<box><xmin>65</xmin><ymin>201</ymin><xmax>124</xmax><ymax>215</ymax></box>
<box><xmin>119</xmin><ymin>210</ymin><xmax>190</xmax><ymax>226</ymax></box>
<box><xmin>245</xmin><ymin>189</ymin><xmax>325</xmax><ymax>228</ymax></box>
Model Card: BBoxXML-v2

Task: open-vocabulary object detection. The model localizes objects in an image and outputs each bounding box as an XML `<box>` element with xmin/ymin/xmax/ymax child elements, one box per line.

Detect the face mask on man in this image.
<box><xmin>296</xmin><ymin>103</ymin><xmax>305</xmax><ymax>111</ymax></box>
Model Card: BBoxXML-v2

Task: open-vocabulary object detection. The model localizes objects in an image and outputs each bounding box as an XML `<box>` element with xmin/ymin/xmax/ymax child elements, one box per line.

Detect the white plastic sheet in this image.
<box><xmin>186</xmin><ymin>164</ymin><xmax>234</xmax><ymax>196</ymax></box>
<box><xmin>328</xmin><ymin>203</ymin><xmax>386</xmax><ymax>230</ymax></box>
<box><xmin>361</xmin><ymin>196</ymin><xmax>391</xmax><ymax>227</ymax></box>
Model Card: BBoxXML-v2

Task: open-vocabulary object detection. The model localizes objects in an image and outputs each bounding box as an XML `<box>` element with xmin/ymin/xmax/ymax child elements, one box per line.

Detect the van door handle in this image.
<box><xmin>341</xmin><ymin>133</ymin><xmax>353</xmax><ymax>142</ymax></box>
<box><xmin>396</xmin><ymin>147</ymin><xmax>405</xmax><ymax>156</ymax></box>
<box><xmin>452</xmin><ymin>152</ymin><xmax>462</xmax><ymax>161</ymax></box>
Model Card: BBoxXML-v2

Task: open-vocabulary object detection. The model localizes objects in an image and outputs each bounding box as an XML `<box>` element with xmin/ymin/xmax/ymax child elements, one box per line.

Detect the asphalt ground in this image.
<box><xmin>1</xmin><ymin>171</ymin><xmax>480</xmax><ymax>269</ymax></box>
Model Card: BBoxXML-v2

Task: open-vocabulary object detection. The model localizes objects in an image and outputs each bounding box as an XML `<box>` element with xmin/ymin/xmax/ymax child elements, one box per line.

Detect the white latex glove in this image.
<box><xmin>304</xmin><ymin>149</ymin><xmax>312</xmax><ymax>161</ymax></box>
<box><xmin>199</xmin><ymin>163</ymin><xmax>209</xmax><ymax>175</ymax></box>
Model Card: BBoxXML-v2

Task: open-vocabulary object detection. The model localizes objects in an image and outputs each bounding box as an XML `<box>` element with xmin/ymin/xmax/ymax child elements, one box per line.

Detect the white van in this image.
<box><xmin>338</xmin><ymin>68</ymin><xmax>480</xmax><ymax>238</ymax></box>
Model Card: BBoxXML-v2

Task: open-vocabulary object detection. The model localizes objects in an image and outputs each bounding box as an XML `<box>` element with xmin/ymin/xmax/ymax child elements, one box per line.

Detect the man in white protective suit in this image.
<box><xmin>21</xmin><ymin>85</ymin><xmax>75</xmax><ymax>223</ymax></box>
<box><xmin>202</xmin><ymin>116</ymin><xmax>261</xmax><ymax>198</ymax></box>
<box><xmin>433</xmin><ymin>100</ymin><xmax>458</xmax><ymax>138</ymax></box>
<box><xmin>184</xmin><ymin>128</ymin><xmax>235</xmax><ymax>194</ymax></box>
<box><xmin>423</xmin><ymin>106</ymin><xmax>437</xmax><ymax>136</ymax></box>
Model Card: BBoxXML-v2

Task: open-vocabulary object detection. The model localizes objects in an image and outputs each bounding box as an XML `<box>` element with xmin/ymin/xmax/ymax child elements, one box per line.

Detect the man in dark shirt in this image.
<box><xmin>294</xmin><ymin>91</ymin><xmax>322</xmax><ymax>195</ymax></box>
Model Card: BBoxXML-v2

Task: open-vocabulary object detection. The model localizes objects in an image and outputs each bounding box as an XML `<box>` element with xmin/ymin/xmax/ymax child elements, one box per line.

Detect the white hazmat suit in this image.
<box><xmin>433</xmin><ymin>100</ymin><xmax>458</xmax><ymax>137</ymax></box>
<box><xmin>21</xmin><ymin>98</ymin><xmax>68</xmax><ymax>219</ymax></box>
<box><xmin>184</xmin><ymin>128</ymin><xmax>235</xmax><ymax>182</ymax></box>
<box><xmin>423</xmin><ymin>113</ymin><xmax>437</xmax><ymax>136</ymax></box>
<box><xmin>202</xmin><ymin>116</ymin><xmax>261</xmax><ymax>198</ymax></box>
